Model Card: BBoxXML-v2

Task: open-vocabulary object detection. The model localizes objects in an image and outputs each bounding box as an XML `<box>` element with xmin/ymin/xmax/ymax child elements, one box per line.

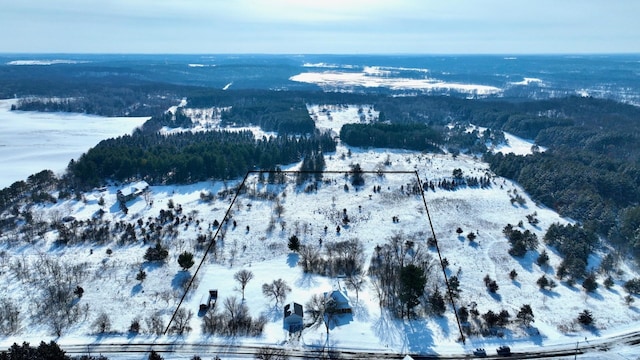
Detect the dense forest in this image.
<box><xmin>68</xmin><ymin>129</ymin><xmax>336</xmax><ymax>187</ymax></box>
<box><xmin>340</xmin><ymin>123</ymin><xmax>443</xmax><ymax>152</ymax></box>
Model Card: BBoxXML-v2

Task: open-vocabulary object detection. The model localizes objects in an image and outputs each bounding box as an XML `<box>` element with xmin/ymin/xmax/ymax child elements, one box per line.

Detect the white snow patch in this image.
<box><xmin>6</xmin><ymin>60</ymin><xmax>89</xmax><ymax>65</ymax></box>
<box><xmin>308</xmin><ymin>104</ymin><xmax>378</xmax><ymax>137</ymax></box>
<box><xmin>290</xmin><ymin>71</ymin><xmax>502</xmax><ymax>96</ymax></box>
<box><xmin>0</xmin><ymin>99</ymin><xmax>149</xmax><ymax>188</ymax></box>
<box><xmin>511</xmin><ymin>77</ymin><xmax>543</xmax><ymax>86</ymax></box>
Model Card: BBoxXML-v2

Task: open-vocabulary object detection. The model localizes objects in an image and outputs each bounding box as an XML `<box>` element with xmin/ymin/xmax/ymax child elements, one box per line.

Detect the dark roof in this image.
<box><xmin>284</xmin><ymin>302</ymin><xmax>303</xmax><ymax>318</ymax></box>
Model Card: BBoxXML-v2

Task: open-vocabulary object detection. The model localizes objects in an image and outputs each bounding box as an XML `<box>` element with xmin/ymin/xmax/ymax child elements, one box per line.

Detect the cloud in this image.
<box><xmin>0</xmin><ymin>0</ymin><xmax>638</xmax><ymax>53</ymax></box>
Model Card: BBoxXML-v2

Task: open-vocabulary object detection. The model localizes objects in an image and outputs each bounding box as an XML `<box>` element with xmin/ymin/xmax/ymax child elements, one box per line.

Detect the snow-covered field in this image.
<box><xmin>290</xmin><ymin>68</ymin><xmax>502</xmax><ymax>96</ymax></box>
<box><xmin>0</xmin><ymin>99</ymin><xmax>149</xmax><ymax>188</ymax></box>
<box><xmin>0</xmin><ymin>104</ymin><xmax>638</xmax><ymax>359</ymax></box>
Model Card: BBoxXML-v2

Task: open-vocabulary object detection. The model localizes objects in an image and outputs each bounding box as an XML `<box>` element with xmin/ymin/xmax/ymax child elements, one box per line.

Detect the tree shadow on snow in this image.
<box><xmin>295</xmin><ymin>272</ymin><xmax>319</xmax><ymax>289</ymax></box>
<box><xmin>287</xmin><ymin>253</ymin><xmax>299</xmax><ymax>268</ymax></box>
<box><xmin>489</xmin><ymin>291</ymin><xmax>502</xmax><ymax>302</ymax></box>
<box><xmin>539</xmin><ymin>288</ymin><xmax>560</xmax><ymax>298</ymax></box>
<box><xmin>372</xmin><ymin>312</ymin><xmax>405</xmax><ymax>349</ymax></box>
<box><xmin>351</xmin><ymin>298</ymin><xmax>370</xmax><ymax>322</ymax></box>
<box><xmin>141</xmin><ymin>261</ymin><xmax>164</xmax><ymax>271</ymax></box>
<box><xmin>261</xmin><ymin>304</ymin><xmax>284</xmax><ymax>322</ymax></box>
<box><xmin>403</xmin><ymin>319</ymin><xmax>438</xmax><ymax>355</ymax></box>
<box><xmin>433</xmin><ymin>315</ymin><xmax>450</xmax><ymax>337</ymax></box>
<box><xmin>131</xmin><ymin>283</ymin><xmax>142</xmax><ymax>296</ymax></box>
<box><xmin>586</xmin><ymin>291</ymin><xmax>604</xmax><ymax>301</ymax></box>
<box><xmin>171</xmin><ymin>271</ymin><xmax>192</xmax><ymax>290</ymax></box>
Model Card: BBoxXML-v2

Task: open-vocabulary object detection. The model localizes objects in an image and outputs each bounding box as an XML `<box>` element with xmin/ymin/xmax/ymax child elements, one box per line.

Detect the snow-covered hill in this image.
<box><xmin>0</xmin><ymin>104</ymin><xmax>638</xmax><ymax>359</ymax></box>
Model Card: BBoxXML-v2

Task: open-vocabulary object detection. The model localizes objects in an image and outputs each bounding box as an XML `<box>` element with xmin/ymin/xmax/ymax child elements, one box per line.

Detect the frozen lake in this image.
<box><xmin>0</xmin><ymin>99</ymin><xmax>149</xmax><ymax>188</ymax></box>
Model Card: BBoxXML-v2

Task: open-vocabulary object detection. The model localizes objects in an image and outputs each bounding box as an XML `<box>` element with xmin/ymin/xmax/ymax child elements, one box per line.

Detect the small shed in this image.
<box><xmin>199</xmin><ymin>289</ymin><xmax>218</xmax><ymax>312</ymax></box>
<box><xmin>283</xmin><ymin>302</ymin><xmax>304</xmax><ymax>332</ymax></box>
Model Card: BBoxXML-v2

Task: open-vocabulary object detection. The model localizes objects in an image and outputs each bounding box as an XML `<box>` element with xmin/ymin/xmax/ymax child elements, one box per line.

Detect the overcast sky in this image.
<box><xmin>0</xmin><ymin>0</ymin><xmax>638</xmax><ymax>54</ymax></box>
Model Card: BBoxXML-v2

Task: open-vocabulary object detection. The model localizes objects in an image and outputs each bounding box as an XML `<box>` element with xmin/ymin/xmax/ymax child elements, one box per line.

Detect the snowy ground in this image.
<box><xmin>0</xmin><ymin>99</ymin><xmax>149</xmax><ymax>188</ymax></box>
<box><xmin>0</xmin><ymin>104</ymin><xmax>638</xmax><ymax>359</ymax></box>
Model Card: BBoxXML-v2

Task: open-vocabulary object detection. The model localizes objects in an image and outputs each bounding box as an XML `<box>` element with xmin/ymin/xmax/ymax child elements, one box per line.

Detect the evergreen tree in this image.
<box><xmin>399</xmin><ymin>264</ymin><xmax>427</xmax><ymax>317</ymax></box>
<box><xmin>178</xmin><ymin>251</ymin><xmax>195</xmax><ymax>271</ymax></box>
<box><xmin>516</xmin><ymin>304</ymin><xmax>535</xmax><ymax>327</ymax></box>
<box><xmin>577</xmin><ymin>309</ymin><xmax>594</xmax><ymax>326</ymax></box>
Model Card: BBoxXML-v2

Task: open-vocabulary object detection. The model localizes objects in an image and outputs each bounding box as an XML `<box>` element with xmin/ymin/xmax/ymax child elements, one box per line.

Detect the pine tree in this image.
<box><xmin>178</xmin><ymin>251</ymin><xmax>195</xmax><ymax>271</ymax></box>
<box><xmin>577</xmin><ymin>309</ymin><xmax>594</xmax><ymax>326</ymax></box>
<box><xmin>516</xmin><ymin>304</ymin><xmax>535</xmax><ymax>327</ymax></box>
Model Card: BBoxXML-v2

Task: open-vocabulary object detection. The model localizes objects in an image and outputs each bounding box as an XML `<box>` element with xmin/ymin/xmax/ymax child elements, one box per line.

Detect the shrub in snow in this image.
<box><xmin>509</xmin><ymin>269</ymin><xmax>518</xmax><ymax>280</ymax></box>
<box><xmin>144</xmin><ymin>243</ymin><xmax>168</xmax><ymax>262</ymax></box>
<box><xmin>516</xmin><ymin>304</ymin><xmax>535</xmax><ymax>327</ymax></box>
<box><xmin>624</xmin><ymin>278</ymin><xmax>640</xmax><ymax>294</ymax></box>
<box><xmin>92</xmin><ymin>312</ymin><xmax>112</xmax><ymax>334</ymax></box>
<box><xmin>149</xmin><ymin>350</ymin><xmax>164</xmax><ymax>360</ymax></box>
<box><xmin>129</xmin><ymin>318</ymin><xmax>141</xmax><ymax>334</ymax></box>
<box><xmin>577</xmin><ymin>309</ymin><xmax>594</xmax><ymax>326</ymax></box>
<box><xmin>603</xmin><ymin>276</ymin><xmax>614</xmax><ymax>289</ymax></box>
<box><xmin>582</xmin><ymin>273</ymin><xmax>598</xmax><ymax>293</ymax></box>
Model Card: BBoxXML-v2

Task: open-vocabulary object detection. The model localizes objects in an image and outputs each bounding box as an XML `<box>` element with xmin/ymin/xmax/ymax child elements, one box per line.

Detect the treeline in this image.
<box><xmin>68</xmin><ymin>129</ymin><xmax>336</xmax><ymax>187</ymax></box>
<box><xmin>485</xmin><ymin>150</ymin><xmax>640</xmax><ymax>256</ymax></box>
<box><xmin>186</xmin><ymin>89</ymin><xmax>317</xmax><ymax>134</ymax></box>
<box><xmin>340</xmin><ymin>123</ymin><xmax>443</xmax><ymax>152</ymax></box>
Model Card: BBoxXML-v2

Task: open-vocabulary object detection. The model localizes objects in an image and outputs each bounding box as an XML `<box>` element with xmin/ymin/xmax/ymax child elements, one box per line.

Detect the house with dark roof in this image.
<box><xmin>283</xmin><ymin>302</ymin><xmax>304</xmax><ymax>332</ymax></box>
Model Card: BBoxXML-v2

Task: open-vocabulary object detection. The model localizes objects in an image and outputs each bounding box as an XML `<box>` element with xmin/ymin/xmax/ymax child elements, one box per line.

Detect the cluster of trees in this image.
<box><xmin>295</xmin><ymin>151</ymin><xmax>326</xmax><ymax>185</ymax></box>
<box><xmin>479</xmin><ymin>98</ymin><xmax>640</xmax><ymax>260</ymax></box>
<box><xmin>0</xmin><ymin>170</ymin><xmax>59</xmax><ymax>215</ymax></box>
<box><xmin>68</xmin><ymin>129</ymin><xmax>336</xmax><ymax>187</ymax></box>
<box><xmin>11</xmin><ymin>85</ymin><xmax>181</xmax><ymax>117</ymax></box>
<box><xmin>544</xmin><ymin>223</ymin><xmax>598</xmax><ymax>280</ymax></box>
<box><xmin>0</xmin><ymin>341</ymin><xmax>76</xmax><ymax>360</ymax></box>
<box><xmin>297</xmin><ymin>238</ymin><xmax>365</xmax><ymax>278</ymax></box>
<box><xmin>458</xmin><ymin>303</ymin><xmax>534</xmax><ymax>336</ymax></box>
<box><xmin>340</xmin><ymin>123</ymin><xmax>443</xmax><ymax>152</ymax></box>
<box><xmin>201</xmin><ymin>296</ymin><xmax>266</xmax><ymax>336</ymax></box>
<box><xmin>502</xmin><ymin>224</ymin><xmax>539</xmax><ymax>257</ymax></box>
<box><xmin>368</xmin><ymin>233</ymin><xmax>438</xmax><ymax>318</ymax></box>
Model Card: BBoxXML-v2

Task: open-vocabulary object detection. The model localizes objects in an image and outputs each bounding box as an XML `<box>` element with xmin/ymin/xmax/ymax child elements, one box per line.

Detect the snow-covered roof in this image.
<box><xmin>118</xmin><ymin>181</ymin><xmax>149</xmax><ymax>197</ymax></box>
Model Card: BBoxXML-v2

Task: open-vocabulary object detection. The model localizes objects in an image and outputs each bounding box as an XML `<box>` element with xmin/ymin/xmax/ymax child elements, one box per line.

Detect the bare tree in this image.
<box><xmin>146</xmin><ymin>312</ymin><xmax>165</xmax><ymax>335</ymax></box>
<box><xmin>344</xmin><ymin>274</ymin><xmax>367</xmax><ymax>301</ymax></box>
<box><xmin>92</xmin><ymin>312</ymin><xmax>112</xmax><ymax>334</ymax></box>
<box><xmin>262</xmin><ymin>279</ymin><xmax>291</xmax><ymax>306</ymax></box>
<box><xmin>255</xmin><ymin>346</ymin><xmax>289</xmax><ymax>360</ymax></box>
<box><xmin>168</xmin><ymin>308</ymin><xmax>193</xmax><ymax>335</ymax></box>
<box><xmin>0</xmin><ymin>298</ymin><xmax>20</xmax><ymax>335</ymax></box>
<box><xmin>299</xmin><ymin>245</ymin><xmax>321</xmax><ymax>273</ymax></box>
<box><xmin>223</xmin><ymin>296</ymin><xmax>249</xmax><ymax>335</ymax></box>
<box><xmin>305</xmin><ymin>293</ymin><xmax>338</xmax><ymax>336</ymax></box>
<box><xmin>234</xmin><ymin>269</ymin><xmax>254</xmax><ymax>300</ymax></box>
<box><xmin>274</xmin><ymin>199</ymin><xmax>285</xmax><ymax>218</ymax></box>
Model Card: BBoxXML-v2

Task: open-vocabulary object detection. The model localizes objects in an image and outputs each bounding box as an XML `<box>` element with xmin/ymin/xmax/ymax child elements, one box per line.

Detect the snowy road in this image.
<box><xmin>60</xmin><ymin>329</ymin><xmax>640</xmax><ymax>359</ymax></box>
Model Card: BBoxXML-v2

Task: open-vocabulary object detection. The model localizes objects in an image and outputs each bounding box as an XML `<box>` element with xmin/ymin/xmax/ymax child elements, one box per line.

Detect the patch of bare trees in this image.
<box><xmin>201</xmin><ymin>296</ymin><xmax>266</xmax><ymax>336</ymax></box>
<box><xmin>297</xmin><ymin>238</ymin><xmax>365</xmax><ymax>277</ymax></box>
